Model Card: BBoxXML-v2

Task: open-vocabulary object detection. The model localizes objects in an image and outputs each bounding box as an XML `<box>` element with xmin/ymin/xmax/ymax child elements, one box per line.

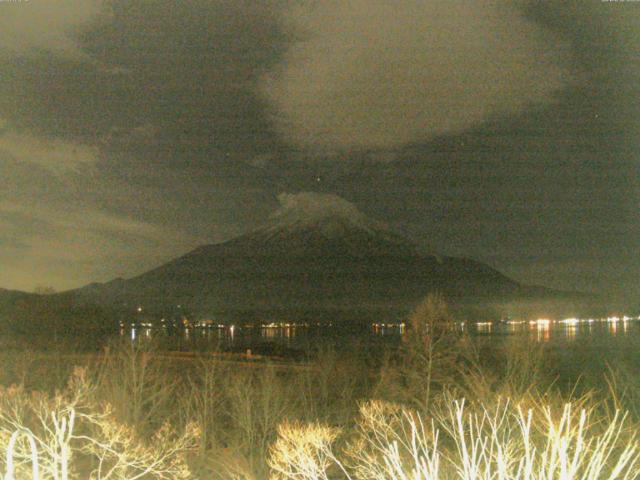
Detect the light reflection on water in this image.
<box><xmin>478</xmin><ymin>318</ymin><xmax>639</xmax><ymax>344</ymax></box>
<box><xmin>564</xmin><ymin>324</ymin><xmax>577</xmax><ymax>341</ymax></box>
<box><xmin>120</xmin><ymin>316</ymin><xmax>640</xmax><ymax>354</ymax></box>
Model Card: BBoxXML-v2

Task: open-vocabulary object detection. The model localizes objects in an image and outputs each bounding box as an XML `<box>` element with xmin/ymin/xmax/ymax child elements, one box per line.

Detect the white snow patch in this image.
<box><xmin>258</xmin><ymin>192</ymin><xmax>384</xmax><ymax>237</ymax></box>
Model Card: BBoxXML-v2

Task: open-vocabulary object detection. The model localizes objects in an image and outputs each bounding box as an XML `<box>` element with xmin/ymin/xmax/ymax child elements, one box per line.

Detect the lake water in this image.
<box><xmin>124</xmin><ymin>316</ymin><xmax>640</xmax><ymax>362</ymax></box>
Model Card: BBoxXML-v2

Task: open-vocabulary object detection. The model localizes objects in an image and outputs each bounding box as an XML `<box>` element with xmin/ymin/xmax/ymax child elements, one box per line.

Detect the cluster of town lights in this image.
<box><xmin>123</xmin><ymin>306</ymin><xmax>639</xmax><ymax>335</ymax></box>
<box><xmin>502</xmin><ymin>315</ymin><xmax>638</xmax><ymax>327</ymax></box>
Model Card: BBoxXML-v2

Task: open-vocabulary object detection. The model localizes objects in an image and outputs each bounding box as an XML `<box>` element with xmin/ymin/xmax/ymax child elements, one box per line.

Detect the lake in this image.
<box><xmin>124</xmin><ymin>315</ymin><xmax>640</xmax><ymax>369</ymax></box>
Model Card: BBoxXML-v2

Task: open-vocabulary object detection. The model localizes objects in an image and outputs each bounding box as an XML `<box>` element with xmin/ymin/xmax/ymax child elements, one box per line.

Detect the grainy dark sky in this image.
<box><xmin>0</xmin><ymin>1</ymin><xmax>638</xmax><ymax>306</ymax></box>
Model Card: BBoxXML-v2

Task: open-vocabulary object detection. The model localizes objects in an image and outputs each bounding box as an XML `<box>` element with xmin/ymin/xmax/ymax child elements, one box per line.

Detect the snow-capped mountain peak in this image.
<box><xmin>232</xmin><ymin>191</ymin><xmax>423</xmax><ymax>257</ymax></box>
<box><xmin>260</xmin><ymin>192</ymin><xmax>385</xmax><ymax>237</ymax></box>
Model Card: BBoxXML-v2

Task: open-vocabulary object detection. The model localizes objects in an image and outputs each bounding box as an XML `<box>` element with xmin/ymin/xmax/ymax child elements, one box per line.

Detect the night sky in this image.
<box><xmin>0</xmin><ymin>1</ymin><xmax>638</xmax><ymax>307</ymax></box>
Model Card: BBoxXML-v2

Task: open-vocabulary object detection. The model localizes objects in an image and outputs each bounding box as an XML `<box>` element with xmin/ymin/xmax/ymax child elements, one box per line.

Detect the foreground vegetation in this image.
<box><xmin>1</xmin><ymin>295</ymin><xmax>640</xmax><ymax>479</ymax></box>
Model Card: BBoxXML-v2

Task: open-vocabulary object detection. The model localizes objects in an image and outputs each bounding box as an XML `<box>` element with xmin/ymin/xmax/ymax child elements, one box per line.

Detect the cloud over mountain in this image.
<box><xmin>263</xmin><ymin>1</ymin><xmax>572</xmax><ymax>150</ymax></box>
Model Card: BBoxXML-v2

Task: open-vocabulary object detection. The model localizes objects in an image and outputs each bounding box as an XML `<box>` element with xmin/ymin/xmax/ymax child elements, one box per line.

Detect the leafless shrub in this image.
<box><xmin>269</xmin><ymin>421</ymin><xmax>343</xmax><ymax>480</ymax></box>
<box><xmin>271</xmin><ymin>397</ymin><xmax>640</xmax><ymax>480</ymax></box>
<box><xmin>381</xmin><ymin>293</ymin><xmax>463</xmax><ymax>411</ymax></box>
<box><xmin>94</xmin><ymin>339</ymin><xmax>176</xmax><ymax>432</ymax></box>
<box><xmin>0</xmin><ymin>367</ymin><xmax>198</xmax><ymax>480</ymax></box>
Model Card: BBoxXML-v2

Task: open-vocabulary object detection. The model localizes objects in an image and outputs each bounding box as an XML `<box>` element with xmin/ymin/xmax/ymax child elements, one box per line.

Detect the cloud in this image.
<box><xmin>0</xmin><ymin>200</ymin><xmax>203</xmax><ymax>291</ymax></box>
<box><xmin>0</xmin><ymin>0</ymin><xmax>101</xmax><ymax>57</ymax></box>
<box><xmin>0</xmin><ymin>0</ymin><xmax>290</xmax><ymax>160</ymax></box>
<box><xmin>0</xmin><ymin>200</ymin><xmax>183</xmax><ymax>246</ymax></box>
<box><xmin>263</xmin><ymin>1</ymin><xmax>573</xmax><ymax>150</ymax></box>
<box><xmin>271</xmin><ymin>191</ymin><xmax>371</xmax><ymax>227</ymax></box>
<box><xmin>0</xmin><ymin>130</ymin><xmax>99</xmax><ymax>174</ymax></box>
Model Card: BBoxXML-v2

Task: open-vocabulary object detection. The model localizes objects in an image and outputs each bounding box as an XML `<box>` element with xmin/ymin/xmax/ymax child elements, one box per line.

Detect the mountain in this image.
<box><xmin>70</xmin><ymin>192</ymin><xmax>593</xmax><ymax>321</ymax></box>
<box><xmin>0</xmin><ymin>288</ymin><xmax>35</xmax><ymax>309</ymax></box>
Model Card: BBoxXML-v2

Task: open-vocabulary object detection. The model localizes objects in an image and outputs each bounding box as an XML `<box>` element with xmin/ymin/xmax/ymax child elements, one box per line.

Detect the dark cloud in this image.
<box><xmin>1</xmin><ymin>0</ymin><xmax>291</xmax><ymax>155</ymax></box>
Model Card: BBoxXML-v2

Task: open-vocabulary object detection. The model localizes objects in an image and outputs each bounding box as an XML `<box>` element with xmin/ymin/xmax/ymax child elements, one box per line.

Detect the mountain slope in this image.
<box><xmin>72</xmin><ymin>192</ymin><xmax>591</xmax><ymax>320</ymax></box>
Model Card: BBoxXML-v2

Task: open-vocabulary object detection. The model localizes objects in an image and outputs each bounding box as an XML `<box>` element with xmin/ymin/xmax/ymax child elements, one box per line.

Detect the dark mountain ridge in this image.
<box><xmin>68</xmin><ymin>193</ymin><xmax>593</xmax><ymax>321</ymax></box>
<box><xmin>0</xmin><ymin>193</ymin><xmax>597</xmax><ymax>329</ymax></box>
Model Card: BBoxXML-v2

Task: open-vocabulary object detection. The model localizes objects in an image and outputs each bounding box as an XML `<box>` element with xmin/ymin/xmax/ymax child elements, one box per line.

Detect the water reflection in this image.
<box><xmin>121</xmin><ymin>315</ymin><xmax>640</xmax><ymax>351</ymax></box>
<box><xmin>261</xmin><ymin>325</ymin><xmax>296</xmax><ymax>347</ymax></box>
<box><xmin>563</xmin><ymin>324</ymin><xmax>577</xmax><ymax>341</ymax></box>
<box><xmin>475</xmin><ymin>322</ymin><xmax>492</xmax><ymax>334</ymax></box>
<box><xmin>372</xmin><ymin>323</ymin><xmax>405</xmax><ymax>336</ymax></box>
<box><xmin>531</xmin><ymin>320</ymin><xmax>550</xmax><ymax>342</ymax></box>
